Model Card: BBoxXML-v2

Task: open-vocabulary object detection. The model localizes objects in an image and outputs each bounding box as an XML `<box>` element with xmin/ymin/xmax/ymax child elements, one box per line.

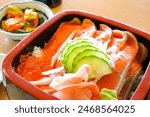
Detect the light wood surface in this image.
<box><xmin>0</xmin><ymin>0</ymin><xmax>150</xmax><ymax>100</ymax></box>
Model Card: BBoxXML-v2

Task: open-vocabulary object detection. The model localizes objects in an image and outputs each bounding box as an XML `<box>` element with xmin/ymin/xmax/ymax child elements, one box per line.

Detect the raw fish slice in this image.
<box><xmin>97</xmin><ymin>73</ymin><xmax>120</xmax><ymax>90</ymax></box>
<box><xmin>51</xmin><ymin>19</ymin><xmax>97</xmax><ymax>68</ymax></box>
<box><xmin>94</xmin><ymin>24</ymin><xmax>112</xmax><ymax>42</ymax></box>
<box><xmin>118</xmin><ymin>59</ymin><xmax>142</xmax><ymax>99</ymax></box>
<box><xmin>106</xmin><ymin>30</ymin><xmax>127</xmax><ymax>62</ymax></box>
<box><xmin>136</xmin><ymin>43</ymin><xmax>148</xmax><ymax>63</ymax></box>
<box><xmin>42</xmin><ymin>18</ymin><xmax>81</xmax><ymax>61</ymax></box>
<box><xmin>97</xmin><ymin>60</ymin><xmax>131</xmax><ymax>93</ymax></box>
<box><xmin>93</xmin><ymin>24</ymin><xmax>112</xmax><ymax>52</ymax></box>
<box><xmin>97</xmin><ymin>31</ymin><xmax>138</xmax><ymax>94</ymax></box>
<box><xmin>107</xmin><ymin>30</ymin><xmax>127</xmax><ymax>51</ymax></box>
<box><xmin>118</xmin><ymin>43</ymin><xmax>148</xmax><ymax>99</ymax></box>
<box><xmin>74</xmin><ymin>19</ymin><xmax>96</xmax><ymax>38</ymax></box>
<box><xmin>50</xmin><ymin>31</ymin><xmax>76</xmax><ymax>67</ymax></box>
<box><xmin>110</xmin><ymin>31</ymin><xmax>138</xmax><ymax>73</ymax></box>
<box><xmin>53</xmin><ymin>59</ymin><xmax>63</xmax><ymax>68</ymax></box>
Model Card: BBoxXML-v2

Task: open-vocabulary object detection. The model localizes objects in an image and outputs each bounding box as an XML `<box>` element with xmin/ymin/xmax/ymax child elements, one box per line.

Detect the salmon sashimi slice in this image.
<box><xmin>118</xmin><ymin>43</ymin><xmax>148</xmax><ymax>99</ymax></box>
<box><xmin>97</xmin><ymin>31</ymin><xmax>139</xmax><ymax>94</ymax></box>
<box><xmin>93</xmin><ymin>24</ymin><xmax>112</xmax><ymax>52</ymax></box>
<box><xmin>136</xmin><ymin>43</ymin><xmax>148</xmax><ymax>64</ymax></box>
<box><xmin>106</xmin><ymin>30</ymin><xmax>127</xmax><ymax>62</ymax></box>
<box><xmin>97</xmin><ymin>60</ymin><xmax>131</xmax><ymax>94</ymax></box>
<box><xmin>107</xmin><ymin>30</ymin><xmax>127</xmax><ymax>51</ymax></box>
<box><xmin>118</xmin><ymin>59</ymin><xmax>142</xmax><ymax>99</ymax></box>
<box><xmin>110</xmin><ymin>31</ymin><xmax>138</xmax><ymax>73</ymax></box>
<box><xmin>94</xmin><ymin>24</ymin><xmax>112</xmax><ymax>42</ymax></box>
<box><xmin>49</xmin><ymin>64</ymin><xmax>99</xmax><ymax>100</ymax></box>
<box><xmin>97</xmin><ymin>73</ymin><xmax>120</xmax><ymax>91</ymax></box>
<box><xmin>126</xmin><ymin>59</ymin><xmax>142</xmax><ymax>79</ymax></box>
<box><xmin>81</xmin><ymin>19</ymin><xmax>95</xmax><ymax>30</ymax></box>
<box><xmin>51</xmin><ymin>19</ymin><xmax>97</xmax><ymax>67</ymax></box>
<box><xmin>74</xmin><ymin>19</ymin><xmax>96</xmax><ymax>38</ymax></box>
<box><xmin>42</xmin><ymin>18</ymin><xmax>81</xmax><ymax>62</ymax></box>
<box><xmin>17</xmin><ymin>18</ymin><xmax>81</xmax><ymax>81</ymax></box>
<box><xmin>113</xmin><ymin>32</ymin><xmax>138</xmax><ymax>92</ymax></box>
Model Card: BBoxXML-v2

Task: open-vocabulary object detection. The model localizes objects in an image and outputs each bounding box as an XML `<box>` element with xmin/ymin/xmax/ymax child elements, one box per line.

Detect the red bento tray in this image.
<box><xmin>2</xmin><ymin>10</ymin><xmax>150</xmax><ymax>100</ymax></box>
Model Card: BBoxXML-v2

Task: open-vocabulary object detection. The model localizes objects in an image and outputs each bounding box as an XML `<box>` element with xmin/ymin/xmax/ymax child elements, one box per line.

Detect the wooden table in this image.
<box><xmin>0</xmin><ymin>0</ymin><xmax>150</xmax><ymax>100</ymax></box>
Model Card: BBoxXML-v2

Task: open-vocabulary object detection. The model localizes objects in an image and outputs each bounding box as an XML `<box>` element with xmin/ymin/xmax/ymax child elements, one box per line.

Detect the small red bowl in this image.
<box><xmin>2</xmin><ymin>10</ymin><xmax>150</xmax><ymax>100</ymax></box>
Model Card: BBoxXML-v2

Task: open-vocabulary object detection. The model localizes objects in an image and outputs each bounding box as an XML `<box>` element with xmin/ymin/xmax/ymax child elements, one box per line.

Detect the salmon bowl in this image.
<box><xmin>2</xmin><ymin>10</ymin><xmax>150</xmax><ymax>100</ymax></box>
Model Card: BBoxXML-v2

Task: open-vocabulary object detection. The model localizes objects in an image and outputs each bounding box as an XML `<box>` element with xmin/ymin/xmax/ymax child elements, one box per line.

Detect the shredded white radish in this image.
<box><xmin>42</xmin><ymin>66</ymin><xmax>64</xmax><ymax>75</ymax></box>
<box><xmin>29</xmin><ymin>77</ymin><xmax>53</xmax><ymax>86</ymax></box>
<box><xmin>50</xmin><ymin>31</ymin><xmax>76</xmax><ymax>67</ymax></box>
